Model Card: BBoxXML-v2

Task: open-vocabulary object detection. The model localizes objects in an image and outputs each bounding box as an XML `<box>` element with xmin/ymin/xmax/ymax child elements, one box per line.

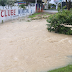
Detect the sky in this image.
<box><xmin>49</xmin><ymin>0</ymin><xmax>72</xmax><ymax>4</ymax></box>
<box><xmin>49</xmin><ymin>0</ymin><xmax>56</xmax><ymax>4</ymax></box>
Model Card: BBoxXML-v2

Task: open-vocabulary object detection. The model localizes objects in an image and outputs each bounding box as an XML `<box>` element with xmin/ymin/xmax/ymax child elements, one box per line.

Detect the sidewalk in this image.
<box><xmin>43</xmin><ymin>10</ymin><xmax>58</xmax><ymax>13</ymax></box>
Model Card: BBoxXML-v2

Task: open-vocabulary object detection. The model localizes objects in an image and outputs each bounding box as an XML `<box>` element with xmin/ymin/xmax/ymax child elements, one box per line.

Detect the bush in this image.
<box><xmin>19</xmin><ymin>4</ymin><xmax>26</xmax><ymax>9</ymax></box>
<box><xmin>47</xmin><ymin>9</ymin><xmax>72</xmax><ymax>35</ymax></box>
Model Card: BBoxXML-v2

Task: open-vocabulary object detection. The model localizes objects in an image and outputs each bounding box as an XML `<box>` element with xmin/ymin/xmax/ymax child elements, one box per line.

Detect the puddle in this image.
<box><xmin>0</xmin><ymin>19</ymin><xmax>72</xmax><ymax>72</ymax></box>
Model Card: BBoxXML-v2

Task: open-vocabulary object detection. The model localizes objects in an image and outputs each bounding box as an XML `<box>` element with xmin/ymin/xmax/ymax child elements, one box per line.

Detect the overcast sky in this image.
<box><xmin>50</xmin><ymin>0</ymin><xmax>72</xmax><ymax>3</ymax></box>
<box><xmin>49</xmin><ymin>0</ymin><xmax>72</xmax><ymax>4</ymax></box>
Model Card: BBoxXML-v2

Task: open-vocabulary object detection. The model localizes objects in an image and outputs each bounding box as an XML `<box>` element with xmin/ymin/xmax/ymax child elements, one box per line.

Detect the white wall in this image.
<box><xmin>0</xmin><ymin>5</ymin><xmax>36</xmax><ymax>23</ymax></box>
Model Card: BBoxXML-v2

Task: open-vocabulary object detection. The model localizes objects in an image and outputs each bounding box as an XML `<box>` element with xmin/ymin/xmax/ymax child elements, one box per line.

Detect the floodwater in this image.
<box><xmin>0</xmin><ymin>19</ymin><xmax>72</xmax><ymax>72</ymax></box>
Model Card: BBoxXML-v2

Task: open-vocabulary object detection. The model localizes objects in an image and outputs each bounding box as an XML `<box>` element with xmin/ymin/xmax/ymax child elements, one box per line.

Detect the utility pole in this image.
<box><xmin>35</xmin><ymin>0</ymin><xmax>37</xmax><ymax>12</ymax></box>
<box><xmin>35</xmin><ymin>0</ymin><xmax>37</xmax><ymax>4</ymax></box>
<box><xmin>47</xmin><ymin>0</ymin><xmax>49</xmax><ymax>9</ymax></box>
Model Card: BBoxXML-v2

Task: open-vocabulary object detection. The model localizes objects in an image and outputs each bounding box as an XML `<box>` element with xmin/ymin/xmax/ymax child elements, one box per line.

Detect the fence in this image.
<box><xmin>0</xmin><ymin>5</ymin><xmax>36</xmax><ymax>23</ymax></box>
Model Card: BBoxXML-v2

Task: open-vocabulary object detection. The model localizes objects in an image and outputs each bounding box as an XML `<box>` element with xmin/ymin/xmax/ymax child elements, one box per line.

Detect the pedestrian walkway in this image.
<box><xmin>43</xmin><ymin>10</ymin><xmax>58</xmax><ymax>13</ymax></box>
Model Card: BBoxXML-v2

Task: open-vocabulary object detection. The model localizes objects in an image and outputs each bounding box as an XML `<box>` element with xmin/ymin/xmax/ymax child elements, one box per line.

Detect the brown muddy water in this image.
<box><xmin>0</xmin><ymin>19</ymin><xmax>72</xmax><ymax>72</ymax></box>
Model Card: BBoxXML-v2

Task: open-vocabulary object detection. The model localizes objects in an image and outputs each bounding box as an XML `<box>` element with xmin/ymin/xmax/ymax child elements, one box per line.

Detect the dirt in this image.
<box><xmin>0</xmin><ymin>19</ymin><xmax>72</xmax><ymax>72</ymax></box>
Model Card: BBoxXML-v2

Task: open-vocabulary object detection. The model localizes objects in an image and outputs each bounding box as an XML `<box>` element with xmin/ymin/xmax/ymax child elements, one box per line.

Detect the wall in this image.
<box><xmin>0</xmin><ymin>5</ymin><xmax>36</xmax><ymax>23</ymax></box>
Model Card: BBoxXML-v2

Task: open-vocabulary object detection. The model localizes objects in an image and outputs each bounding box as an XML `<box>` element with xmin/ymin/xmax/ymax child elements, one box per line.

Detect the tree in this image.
<box><xmin>47</xmin><ymin>10</ymin><xmax>72</xmax><ymax>35</ymax></box>
<box><xmin>0</xmin><ymin>0</ymin><xmax>15</xmax><ymax>9</ymax></box>
<box><xmin>0</xmin><ymin>0</ymin><xmax>7</xmax><ymax>6</ymax></box>
<box><xmin>6</xmin><ymin>0</ymin><xmax>15</xmax><ymax>9</ymax></box>
<box><xmin>19</xmin><ymin>4</ymin><xmax>26</xmax><ymax>9</ymax></box>
<box><xmin>68</xmin><ymin>0</ymin><xmax>71</xmax><ymax>10</ymax></box>
<box><xmin>58</xmin><ymin>3</ymin><xmax>61</xmax><ymax>9</ymax></box>
<box><xmin>66</xmin><ymin>0</ymin><xmax>71</xmax><ymax>10</ymax></box>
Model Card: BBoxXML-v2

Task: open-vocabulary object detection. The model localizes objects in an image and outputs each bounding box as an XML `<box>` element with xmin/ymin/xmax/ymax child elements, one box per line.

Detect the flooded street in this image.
<box><xmin>0</xmin><ymin>19</ymin><xmax>72</xmax><ymax>72</ymax></box>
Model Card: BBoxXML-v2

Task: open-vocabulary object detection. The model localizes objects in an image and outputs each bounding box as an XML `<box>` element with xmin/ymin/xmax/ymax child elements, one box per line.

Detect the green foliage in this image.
<box><xmin>62</xmin><ymin>6</ymin><xmax>66</xmax><ymax>9</ymax></box>
<box><xmin>48</xmin><ymin>4</ymin><xmax>56</xmax><ymax>9</ymax></box>
<box><xmin>28</xmin><ymin>13</ymin><xmax>41</xmax><ymax>18</ymax></box>
<box><xmin>0</xmin><ymin>0</ymin><xmax>7</xmax><ymax>6</ymax></box>
<box><xmin>57</xmin><ymin>7</ymin><xmax>60</xmax><ymax>12</ymax></box>
<box><xmin>47</xmin><ymin>10</ymin><xmax>72</xmax><ymax>35</ymax></box>
<box><xmin>7</xmin><ymin>1</ymin><xmax>15</xmax><ymax>7</ymax></box>
<box><xmin>57</xmin><ymin>6</ymin><xmax>66</xmax><ymax>12</ymax></box>
<box><xmin>58</xmin><ymin>3</ymin><xmax>61</xmax><ymax>9</ymax></box>
<box><xmin>48</xmin><ymin>65</ymin><xmax>72</xmax><ymax>72</ymax></box>
<box><xmin>2</xmin><ymin>20</ymin><xmax>3</xmax><ymax>24</ymax></box>
<box><xmin>19</xmin><ymin>4</ymin><xmax>26</xmax><ymax>9</ymax></box>
<box><xmin>0</xmin><ymin>0</ymin><xmax>15</xmax><ymax>7</ymax></box>
<box><xmin>48</xmin><ymin>4</ymin><xmax>51</xmax><ymax>9</ymax></box>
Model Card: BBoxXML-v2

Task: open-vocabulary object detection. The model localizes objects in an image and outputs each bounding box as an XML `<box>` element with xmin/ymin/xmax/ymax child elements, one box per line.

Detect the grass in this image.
<box><xmin>28</xmin><ymin>13</ymin><xmax>41</xmax><ymax>18</ymax></box>
<box><xmin>28</xmin><ymin>12</ymin><xmax>51</xmax><ymax>18</ymax></box>
<box><xmin>2</xmin><ymin>20</ymin><xmax>3</xmax><ymax>24</ymax></box>
<box><xmin>43</xmin><ymin>13</ymin><xmax>50</xmax><ymax>16</ymax></box>
<box><xmin>48</xmin><ymin>65</ymin><xmax>72</xmax><ymax>72</ymax></box>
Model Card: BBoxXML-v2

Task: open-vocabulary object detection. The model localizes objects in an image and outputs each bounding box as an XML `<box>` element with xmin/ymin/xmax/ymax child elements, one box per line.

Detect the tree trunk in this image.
<box><xmin>66</xmin><ymin>0</ymin><xmax>68</xmax><ymax>10</ymax></box>
<box><xmin>68</xmin><ymin>0</ymin><xmax>71</xmax><ymax>10</ymax></box>
<box><xmin>66</xmin><ymin>0</ymin><xmax>71</xmax><ymax>10</ymax></box>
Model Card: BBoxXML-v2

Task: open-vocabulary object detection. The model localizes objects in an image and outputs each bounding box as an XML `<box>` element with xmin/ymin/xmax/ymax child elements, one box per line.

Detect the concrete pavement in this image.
<box><xmin>43</xmin><ymin>10</ymin><xmax>58</xmax><ymax>13</ymax></box>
